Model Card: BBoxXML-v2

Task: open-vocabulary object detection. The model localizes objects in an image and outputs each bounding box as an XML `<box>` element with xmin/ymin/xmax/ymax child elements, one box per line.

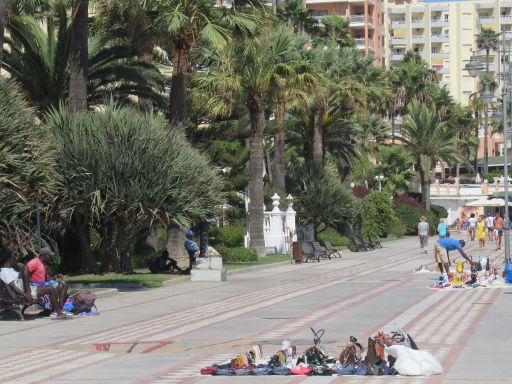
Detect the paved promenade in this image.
<box><xmin>1</xmin><ymin>235</ymin><xmax>510</xmax><ymax>383</ymax></box>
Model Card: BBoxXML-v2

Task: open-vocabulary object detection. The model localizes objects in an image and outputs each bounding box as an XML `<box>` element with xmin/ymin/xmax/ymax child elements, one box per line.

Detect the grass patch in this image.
<box><xmin>65</xmin><ymin>271</ymin><xmax>183</xmax><ymax>288</ymax></box>
<box><xmin>224</xmin><ymin>254</ymin><xmax>291</xmax><ymax>271</ymax></box>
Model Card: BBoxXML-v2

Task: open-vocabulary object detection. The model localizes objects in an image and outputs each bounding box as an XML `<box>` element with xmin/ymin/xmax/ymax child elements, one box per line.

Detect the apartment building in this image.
<box><xmin>385</xmin><ymin>0</ymin><xmax>512</xmax><ymax>162</ymax></box>
<box><xmin>306</xmin><ymin>0</ymin><xmax>386</xmax><ymax>66</ymax></box>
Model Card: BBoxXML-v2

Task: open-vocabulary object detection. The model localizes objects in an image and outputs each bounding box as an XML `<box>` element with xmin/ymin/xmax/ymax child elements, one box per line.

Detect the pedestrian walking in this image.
<box><xmin>418</xmin><ymin>216</ymin><xmax>429</xmax><ymax>254</ymax></box>
<box><xmin>476</xmin><ymin>215</ymin><xmax>487</xmax><ymax>250</ymax></box>
<box><xmin>494</xmin><ymin>212</ymin><xmax>504</xmax><ymax>250</ymax></box>
<box><xmin>468</xmin><ymin>213</ymin><xmax>477</xmax><ymax>242</ymax></box>
<box><xmin>486</xmin><ymin>213</ymin><xmax>494</xmax><ymax>241</ymax></box>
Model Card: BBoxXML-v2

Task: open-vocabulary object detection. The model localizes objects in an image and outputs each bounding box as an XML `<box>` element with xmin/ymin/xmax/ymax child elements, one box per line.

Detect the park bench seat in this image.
<box><xmin>312</xmin><ymin>241</ymin><xmax>329</xmax><ymax>259</ymax></box>
<box><xmin>320</xmin><ymin>240</ymin><xmax>342</xmax><ymax>258</ymax></box>
<box><xmin>0</xmin><ymin>279</ymin><xmax>43</xmax><ymax>321</ymax></box>
<box><xmin>301</xmin><ymin>241</ymin><xmax>321</xmax><ymax>262</ymax></box>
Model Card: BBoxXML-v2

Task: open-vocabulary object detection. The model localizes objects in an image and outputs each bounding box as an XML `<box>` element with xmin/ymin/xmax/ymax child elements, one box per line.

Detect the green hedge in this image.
<box><xmin>361</xmin><ymin>192</ymin><xmax>403</xmax><ymax>238</ymax></box>
<box><xmin>210</xmin><ymin>224</ymin><xmax>245</xmax><ymax>248</ymax></box>
<box><xmin>430</xmin><ymin>205</ymin><xmax>448</xmax><ymax>220</ymax></box>
<box><xmin>318</xmin><ymin>227</ymin><xmax>349</xmax><ymax>246</ymax></box>
<box><xmin>216</xmin><ymin>246</ymin><xmax>258</xmax><ymax>263</ymax></box>
<box><xmin>393</xmin><ymin>204</ymin><xmax>438</xmax><ymax>236</ymax></box>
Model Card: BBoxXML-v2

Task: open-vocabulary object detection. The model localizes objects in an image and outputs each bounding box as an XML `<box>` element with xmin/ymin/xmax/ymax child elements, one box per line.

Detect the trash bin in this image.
<box><xmin>292</xmin><ymin>241</ymin><xmax>303</xmax><ymax>263</ymax></box>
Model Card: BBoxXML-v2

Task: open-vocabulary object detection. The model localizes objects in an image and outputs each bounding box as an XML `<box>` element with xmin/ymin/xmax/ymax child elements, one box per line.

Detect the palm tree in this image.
<box><xmin>401</xmin><ymin>100</ymin><xmax>463</xmax><ymax>210</ymax></box>
<box><xmin>314</xmin><ymin>15</ymin><xmax>355</xmax><ymax>48</ymax></box>
<box><xmin>192</xmin><ymin>28</ymin><xmax>294</xmax><ymax>256</ymax></box>
<box><xmin>69</xmin><ymin>0</ymin><xmax>88</xmax><ymax>111</ymax></box>
<box><xmin>448</xmin><ymin>104</ymin><xmax>479</xmax><ymax>178</ymax></box>
<box><xmin>277</xmin><ymin>0</ymin><xmax>315</xmax><ymax>35</ymax></box>
<box><xmin>3</xmin><ymin>7</ymin><xmax>164</xmax><ymax>111</ymax></box>
<box><xmin>0</xmin><ymin>0</ymin><xmax>5</xmax><ymax>70</ymax></box>
<box><xmin>155</xmin><ymin>0</ymin><xmax>257</xmax><ymax>123</ymax></box>
<box><xmin>375</xmin><ymin>146</ymin><xmax>415</xmax><ymax>196</ymax></box>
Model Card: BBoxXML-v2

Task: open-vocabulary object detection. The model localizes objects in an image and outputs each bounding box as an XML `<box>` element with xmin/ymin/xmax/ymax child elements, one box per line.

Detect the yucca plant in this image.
<box><xmin>46</xmin><ymin>101</ymin><xmax>224</xmax><ymax>272</ymax></box>
<box><xmin>0</xmin><ymin>79</ymin><xmax>57</xmax><ymax>257</ymax></box>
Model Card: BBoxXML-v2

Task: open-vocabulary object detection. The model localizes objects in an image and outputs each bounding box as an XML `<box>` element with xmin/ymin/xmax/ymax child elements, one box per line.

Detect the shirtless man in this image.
<box><xmin>494</xmin><ymin>212</ymin><xmax>505</xmax><ymax>250</ymax></box>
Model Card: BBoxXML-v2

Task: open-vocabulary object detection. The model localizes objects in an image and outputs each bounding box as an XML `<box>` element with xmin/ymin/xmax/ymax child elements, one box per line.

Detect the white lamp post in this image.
<box><xmin>375</xmin><ymin>175</ymin><xmax>384</xmax><ymax>192</ymax></box>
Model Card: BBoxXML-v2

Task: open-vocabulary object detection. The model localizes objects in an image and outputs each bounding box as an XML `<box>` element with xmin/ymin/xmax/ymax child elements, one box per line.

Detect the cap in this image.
<box><xmin>39</xmin><ymin>247</ymin><xmax>55</xmax><ymax>256</ymax></box>
<box><xmin>186</xmin><ymin>230</ymin><xmax>194</xmax><ymax>238</ymax></box>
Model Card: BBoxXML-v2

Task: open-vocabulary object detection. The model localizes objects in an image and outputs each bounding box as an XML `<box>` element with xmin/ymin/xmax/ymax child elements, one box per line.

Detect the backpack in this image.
<box><xmin>69</xmin><ymin>290</ymin><xmax>97</xmax><ymax>314</ymax></box>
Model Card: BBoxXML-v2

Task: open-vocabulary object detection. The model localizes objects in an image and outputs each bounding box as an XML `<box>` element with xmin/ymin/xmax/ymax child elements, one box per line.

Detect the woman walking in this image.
<box><xmin>476</xmin><ymin>215</ymin><xmax>487</xmax><ymax>250</ymax></box>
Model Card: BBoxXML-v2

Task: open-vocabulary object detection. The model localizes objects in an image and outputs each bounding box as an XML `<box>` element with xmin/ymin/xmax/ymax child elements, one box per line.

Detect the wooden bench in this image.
<box><xmin>312</xmin><ymin>241</ymin><xmax>329</xmax><ymax>259</ymax></box>
<box><xmin>301</xmin><ymin>241</ymin><xmax>321</xmax><ymax>262</ymax></box>
<box><xmin>0</xmin><ymin>280</ymin><xmax>43</xmax><ymax>320</ymax></box>
<box><xmin>319</xmin><ymin>240</ymin><xmax>342</xmax><ymax>258</ymax></box>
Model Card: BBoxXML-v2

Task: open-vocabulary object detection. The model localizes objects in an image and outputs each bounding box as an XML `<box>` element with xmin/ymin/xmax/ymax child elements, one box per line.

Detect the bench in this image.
<box><xmin>312</xmin><ymin>241</ymin><xmax>329</xmax><ymax>259</ymax></box>
<box><xmin>301</xmin><ymin>241</ymin><xmax>321</xmax><ymax>262</ymax></box>
<box><xmin>359</xmin><ymin>236</ymin><xmax>375</xmax><ymax>250</ymax></box>
<box><xmin>348</xmin><ymin>236</ymin><xmax>368</xmax><ymax>252</ymax></box>
<box><xmin>369</xmin><ymin>236</ymin><xmax>382</xmax><ymax>249</ymax></box>
<box><xmin>0</xmin><ymin>280</ymin><xmax>43</xmax><ymax>320</ymax></box>
<box><xmin>319</xmin><ymin>240</ymin><xmax>342</xmax><ymax>258</ymax></box>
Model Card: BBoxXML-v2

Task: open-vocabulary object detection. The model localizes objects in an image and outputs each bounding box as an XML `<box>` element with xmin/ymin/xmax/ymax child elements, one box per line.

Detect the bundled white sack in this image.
<box><xmin>385</xmin><ymin>345</ymin><xmax>443</xmax><ymax>376</ymax></box>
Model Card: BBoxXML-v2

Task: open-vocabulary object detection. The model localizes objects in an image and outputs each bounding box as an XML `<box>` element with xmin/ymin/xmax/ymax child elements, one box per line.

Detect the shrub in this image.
<box><xmin>210</xmin><ymin>224</ymin><xmax>246</xmax><ymax>248</ymax></box>
<box><xmin>430</xmin><ymin>205</ymin><xmax>448</xmax><ymax>220</ymax></box>
<box><xmin>394</xmin><ymin>204</ymin><xmax>422</xmax><ymax>235</ymax></box>
<box><xmin>217</xmin><ymin>246</ymin><xmax>258</xmax><ymax>263</ymax></box>
<box><xmin>393</xmin><ymin>194</ymin><xmax>421</xmax><ymax>209</ymax></box>
<box><xmin>361</xmin><ymin>191</ymin><xmax>401</xmax><ymax>238</ymax></box>
<box><xmin>318</xmin><ymin>227</ymin><xmax>349</xmax><ymax>246</ymax></box>
<box><xmin>352</xmin><ymin>186</ymin><xmax>371</xmax><ymax>198</ymax></box>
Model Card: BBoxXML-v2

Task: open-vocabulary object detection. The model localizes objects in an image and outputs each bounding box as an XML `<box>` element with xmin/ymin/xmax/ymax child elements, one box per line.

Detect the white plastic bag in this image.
<box><xmin>385</xmin><ymin>345</ymin><xmax>443</xmax><ymax>376</ymax></box>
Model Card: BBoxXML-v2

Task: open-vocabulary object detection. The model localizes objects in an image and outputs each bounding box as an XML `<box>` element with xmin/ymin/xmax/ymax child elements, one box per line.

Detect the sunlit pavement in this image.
<box><xmin>1</xmin><ymin>234</ymin><xmax>510</xmax><ymax>383</ymax></box>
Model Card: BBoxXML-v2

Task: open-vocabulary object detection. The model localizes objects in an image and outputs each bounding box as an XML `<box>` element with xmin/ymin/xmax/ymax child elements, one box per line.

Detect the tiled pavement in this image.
<box><xmin>0</xmin><ymin>235</ymin><xmax>509</xmax><ymax>383</ymax></box>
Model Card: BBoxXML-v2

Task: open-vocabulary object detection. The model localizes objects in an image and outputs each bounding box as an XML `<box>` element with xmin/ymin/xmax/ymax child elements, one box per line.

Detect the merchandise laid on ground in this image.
<box><xmin>424</xmin><ymin>257</ymin><xmax>512</xmax><ymax>289</ymax></box>
<box><xmin>200</xmin><ymin>326</ymin><xmax>442</xmax><ymax>377</ymax></box>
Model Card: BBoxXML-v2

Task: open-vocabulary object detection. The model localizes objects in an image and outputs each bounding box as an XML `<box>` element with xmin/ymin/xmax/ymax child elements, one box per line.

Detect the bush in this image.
<box><xmin>217</xmin><ymin>246</ymin><xmax>258</xmax><ymax>263</ymax></box>
<box><xmin>210</xmin><ymin>224</ymin><xmax>246</xmax><ymax>248</ymax></box>
<box><xmin>394</xmin><ymin>204</ymin><xmax>438</xmax><ymax>236</ymax></box>
<box><xmin>430</xmin><ymin>205</ymin><xmax>448</xmax><ymax>220</ymax></box>
<box><xmin>318</xmin><ymin>227</ymin><xmax>349</xmax><ymax>246</ymax></box>
<box><xmin>393</xmin><ymin>194</ymin><xmax>421</xmax><ymax>209</ymax></box>
<box><xmin>361</xmin><ymin>192</ymin><xmax>402</xmax><ymax>238</ymax></box>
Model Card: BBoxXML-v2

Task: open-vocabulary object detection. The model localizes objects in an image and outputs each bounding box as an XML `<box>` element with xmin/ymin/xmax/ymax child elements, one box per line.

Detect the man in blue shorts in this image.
<box><xmin>434</xmin><ymin>238</ymin><xmax>473</xmax><ymax>274</ymax></box>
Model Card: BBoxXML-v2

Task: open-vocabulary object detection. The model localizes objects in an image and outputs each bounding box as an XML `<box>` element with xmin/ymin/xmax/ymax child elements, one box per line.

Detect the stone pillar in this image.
<box><xmin>285</xmin><ymin>195</ymin><xmax>297</xmax><ymax>254</ymax></box>
<box><xmin>495</xmin><ymin>180</ymin><xmax>500</xmax><ymax>193</ymax></box>
<box><xmin>455</xmin><ymin>178</ymin><xmax>460</xmax><ymax>196</ymax></box>
<box><xmin>199</xmin><ymin>222</ymin><xmax>209</xmax><ymax>258</ymax></box>
<box><xmin>264</xmin><ymin>194</ymin><xmax>286</xmax><ymax>254</ymax></box>
<box><xmin>483</xmin><ymin>180</ymin><xmax>489</xmax><ymax>194</ymax></box>
<box><xmin>435</xmin><ymin>179</ymin><xmax>440</xmax><ymax>194</ymax></box>
<box><xmin>445</xmin><ymin>183</ymin><xmax>451</xmax><ymax>195</ymax></box>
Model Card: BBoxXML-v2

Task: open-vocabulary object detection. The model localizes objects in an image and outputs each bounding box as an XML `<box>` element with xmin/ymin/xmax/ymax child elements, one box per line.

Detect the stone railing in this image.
<box><xmin>430</xmin><ymin>178</ymin><xmax>512</xmax><ymax>197</ymax></box>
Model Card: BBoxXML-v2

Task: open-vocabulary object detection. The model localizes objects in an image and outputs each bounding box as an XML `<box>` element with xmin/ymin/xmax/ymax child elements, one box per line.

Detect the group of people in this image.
<box><xmin>462</xmin><ymin>212</ymin><xmax>504</xmax><ymax>250</ymax></box>
<box><xmin>147</xmin><ymin>230</ymin><xmax>200</xmax><ymax>274</ymax></box>
<box><xmin>0</xmin><ymin>247</ymin><xmax>71</xmax><ymax>319</ymax></box>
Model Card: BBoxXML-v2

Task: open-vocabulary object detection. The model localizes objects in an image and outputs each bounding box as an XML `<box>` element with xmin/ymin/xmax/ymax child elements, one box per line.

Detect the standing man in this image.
<box><xmin>26</xmin><ymin>247</ymin><xmax>68</xmax><ymax>310</ymax></box>
<box><xmin>494</xmin><ymin>212</ymin><xmax>505</xmax><ymax>250</ymax></box>
<box><xmin>433</xmin><ymin>238</ymin><xmax>473</xmax><ymax>275</ymax></box>
<box><xmin>486</xmin><ymin>213</ymin><xmax>494</xmax><ymax>241</ymax></box>
<box><xmin>184</xmin><ymin>230</ymin><xmax>200</xmax><ymax>274</ymax></box>
<box><xmin>468</xmin><ymin>213</ymin><xmax>477</xmax><ymax>242</ymax></box>
<box><xmin>418</xmin><ymin>216</ymin><xmax>429</xmax><ymax>254</ymax></box>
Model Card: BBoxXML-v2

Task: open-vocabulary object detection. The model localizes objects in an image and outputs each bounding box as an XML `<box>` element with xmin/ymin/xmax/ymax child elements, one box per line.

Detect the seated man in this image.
<box><xmin>434</xmin><ymin>238</ymin><xmax>473</xmax><ymax>275</ymax></box>
<box><xmin>147</xmin><ymin>250</ymin><xmax>182</xmax><ymax>274</ymax></box>
<box><xmin>1</xmin><ymin>252</ymin><xmax>69</xmax><ymax>318</ymax></box>
<box><xmin>184</xmin><ymin>230</ymin><xmax>200</xmax><ymax>274</ymax></box>
<box><xmin>26</xmin><ymin>247</ymin><xmax>68</xmax><ymax>311</ymax></box>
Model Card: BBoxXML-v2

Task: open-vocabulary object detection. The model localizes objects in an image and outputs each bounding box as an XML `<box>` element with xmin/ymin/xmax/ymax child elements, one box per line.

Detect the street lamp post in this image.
<box><xmin>375</xmin><ymin>175</ymin><xmax>384</xmax><ymax>192</ymax></box>
<box><xmin>466</xmin><ymin>37</ymin><xmax>511</xmax><ymax>263</ymax></box>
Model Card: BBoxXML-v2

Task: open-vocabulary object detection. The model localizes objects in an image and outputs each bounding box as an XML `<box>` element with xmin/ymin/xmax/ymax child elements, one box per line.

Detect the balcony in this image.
<box><xmin>390</xmin><ymin>19</ymin><xmax>406</xmax><ymax>28</ymax></box>
<box><xmin>348</xmin><ymin>0</ymin><xmax>375</xmax><ymax>4</ymax></box>
<box><xmin>478</xmin><ymin>16</ymin><xmax>496</xmax><ymax>24</ymax></box>
<box><xmin>437</xmin><ymin>67</ymin><xmax>450</xmax><ymax>74</ymax></box>
<box><xmin>503</xmin><ymin>30</ymin><xmax>512</xmax><ymax>40</ymax></box>
<box><xmin>391</xmin><ymin>53</ymin><xmax>405</xmax><ymax>61</ymax></box>
<box><xmin>476</xmin><ymin>3</ymin><xmax>495</xmax><ymax>9</ymax></box>
<box><xmin>391</xmin><ymin>36</ymin><xmax>406</xmax><ymax>45</ymax></box>
<box><xmin>388</xmin><ymin>7</ymin><xmax>406</xmax><ymax>14</ymax></box>
<box><xmin>431</xmin><ymin>19</ymin><xmax>449</xmax><ymax>27</ymax></box>
<box><xmin>411</xmin><ymin>35</ymin><xmax>425</xmax><ymax>44</ymax></box>
<box><xmin>431</xmin><ymin>52</ymin><xmax>450</xmax><ymax>58</ymax></box>
<box><xmin>431</xmin><ymin>35</ymin><xmax>449</xmax><ymax>43</ymax></box>
<box><xmin>430</xmin><ymin>4</ymin><xmax>449</xmax><ymax>11</ymax></box>
<box><xmin>411</xmin><ymin>18</ymin><xmax>424</xmax><ymax>28</ymax></box>
<box><xmin>502</xmin><ymin>15</ymin><xmax>512</xmax><ymax>24</ymax></box>
<box><xmin>502</xmin><ymin>1</ymin><xmax>512</xmax><ymax>6</ymax></box>
<box><xmin>476</xmin><ymin>49</ymin><xmax>497</xmax><ymax>56</ymax></box>
<box><xmin>349</xmin><ymin>15</ymin><xmax>372</xmax><ymax>28</ymax></box>
<box><xmin>355</xmin><ymin>38</ymin><xmax>374</xmax><ymax>50</ymax></box>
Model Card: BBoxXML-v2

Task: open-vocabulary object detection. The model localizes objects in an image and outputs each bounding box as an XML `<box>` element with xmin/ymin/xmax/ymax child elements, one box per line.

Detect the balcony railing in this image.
<box><xmin>431</xmin><ymin>52</ymin><xmax>449</xmax><ymax>58</ymax></box>
<box><xmin>391</xmin><ymin>36</ymin><xmax>406</xmax><ymax>44</ymax></box>
<box><xmin>350</xmin><ymin>15</ymin><xmax>372</xmax><ymax>24</ymax></box>
<box><xmin>478</xmin><ymin>16</ymin><xmax>496</xmax><ymax>24</ymax></box>
<box><xmin>411</xmin><ymin>35</ymin><xmax>425</xmax><ymax>43</ymax></box>
<box><xmin>501</xmin><ymin>15</ymin><xmax>512</xmax><ymax>23</ymax></box>
<box><xmin>391</xmin><ymin>53</ymin><xmax>405</xmax><ymax>61</ymax></box>
<box><xmin>431</xmin><ymin>35</ymin><xmax>449</xmax><ymax>42</ymax></box>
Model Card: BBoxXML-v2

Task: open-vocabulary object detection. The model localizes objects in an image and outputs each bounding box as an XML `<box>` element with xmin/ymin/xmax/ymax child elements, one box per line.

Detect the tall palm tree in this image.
<box><xmin>375</xmin><ymin>146</ymin><xmax>415</xmax><ymax>196</ymax></box>
<box><xmin>0</xmin><ymin>0</ymin><xmax>5</xmax><ymax>70</ymax></box>
<box><xmin>192</xmin><ymin>28</ymin><xmax>294</xmax><ymax>256</ymax></box>
<box><xmin>314</xmin><ymin>15</ymin><xmax>354</xmax><ymax>48</ymax></box>
<box><xmin>155</xmin><ymin>0</ymin><xmax>257</xmax><ymax>124</ymax></box>
<box><xmin>277</xmin><ymin>0</ymin><xmax>314</xmax><ymax>35</ymax></box>
<box><xmin>448</xmin><ymin>104</ymin><xmax>479</xmax><ymax>178</ymax></box>
<box><xmin>401</xmin><ymin>100</ymin><xmax>463</xmax><ymax>210</ymax></box>
<box><xmin>476</xmin><ymin>27</ymin><xmax>500</xmax><ymax>174</ymax></box>
<box><xmin>69</xmin><ymin>0</ymin><xmax>88</xmax><ymax>111</ymax></box>
<box><xmin>3</xmin><ymin>7</ymin><xmax>164</xmax><ymax>111</ymax></box>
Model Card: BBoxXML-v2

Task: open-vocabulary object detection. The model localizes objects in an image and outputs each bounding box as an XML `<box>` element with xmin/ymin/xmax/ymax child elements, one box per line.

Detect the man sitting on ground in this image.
<box><xmin>184</xmin><ymin>230</ymin><xmax>200</xmax><ymax>274</ymax></box>
<box><xmin>147</xmin><ymin>250</ymin><xmax>182</xmax><ymax>274</ymax></box>
<box><xmin>1</xmin><ymin>252</ymin><xmax>70</xmax><ymax>318</ymax></box>
<box><xmin>434</xmin><ymin>238</ymin><xmax>473</xmax><ymax>275</ymax></box>
<box><xmin>26</xmin><ymin>247</ymin><xmax>68</xmax><ymax>311</ymax></box>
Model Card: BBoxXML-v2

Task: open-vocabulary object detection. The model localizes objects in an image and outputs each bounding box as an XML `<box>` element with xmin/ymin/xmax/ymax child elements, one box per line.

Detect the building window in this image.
<box><xmin>311</xmin><ymin>10</ymin><xmax>328</xmax><ymax>16</ymax></box>
<box><xmin>444</xmin><ymin>14</ymin><xmax>449</xmax><ymax>21</ymax></box>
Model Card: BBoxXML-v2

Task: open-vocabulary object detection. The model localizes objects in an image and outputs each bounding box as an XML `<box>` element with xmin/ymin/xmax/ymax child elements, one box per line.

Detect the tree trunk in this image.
<box><xmin>456</xmin><ymin>164</ymin><xmax>460</xmax><ymax>179</ymax></box>
<box><xmin>313</xmin><ymin>102</ymin><xmax>324</xmax><ymax>166</ymax></box>
<box><xmin>272</xmin><ymin>0</ymin><xmax>277</xmax><ymax>15</ymax></box>
<box><xmin>69</xmin><ymin>0</ymin><xmax>89</xmax><ymax>112</ymax></box>
<box><xmin>420</xmin><ymin>170</ymin><xmax>431</xmax><ymax>211</ymax></box>
<box><xmin>274</xmin><ymin>98</ymin><xmax>286</xmax><ymax>198</ymax></box>
<box><xmin>199</xmin><ymin>222</ymin><xmax>209</xmax><ymax>257</ymax></box>
<box><xmin>265</xmin><ymin>141</ymin><xmax>273</xmax><ymax>185</ymax></box>
<box><xmin>57</xmin><ymin>229</ymin><xmax>82</xmax><ymax>274</ymax></box>
<box><xmin>72</xmin><ymin>213</ymin><xmax>94</xmax><ymax>273</ymax></box>
<box><xmin>169</xmin><ymin>46</ymin><xmax>189</xmax><ymax>124</ymax></box>
<box><xmin>0</xmin><ymin>0</ymin><xmax>5</xmax><ymax>71</ymax></box>
<box><xmin>167</xmin><ymin>224</ymin><xmax>188</xmax><ymax>269</ymax></box>
<box><xmin>247</xmin><ymin>97</ymin><xmax>267</xmax><ymax>257</ymax></box>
